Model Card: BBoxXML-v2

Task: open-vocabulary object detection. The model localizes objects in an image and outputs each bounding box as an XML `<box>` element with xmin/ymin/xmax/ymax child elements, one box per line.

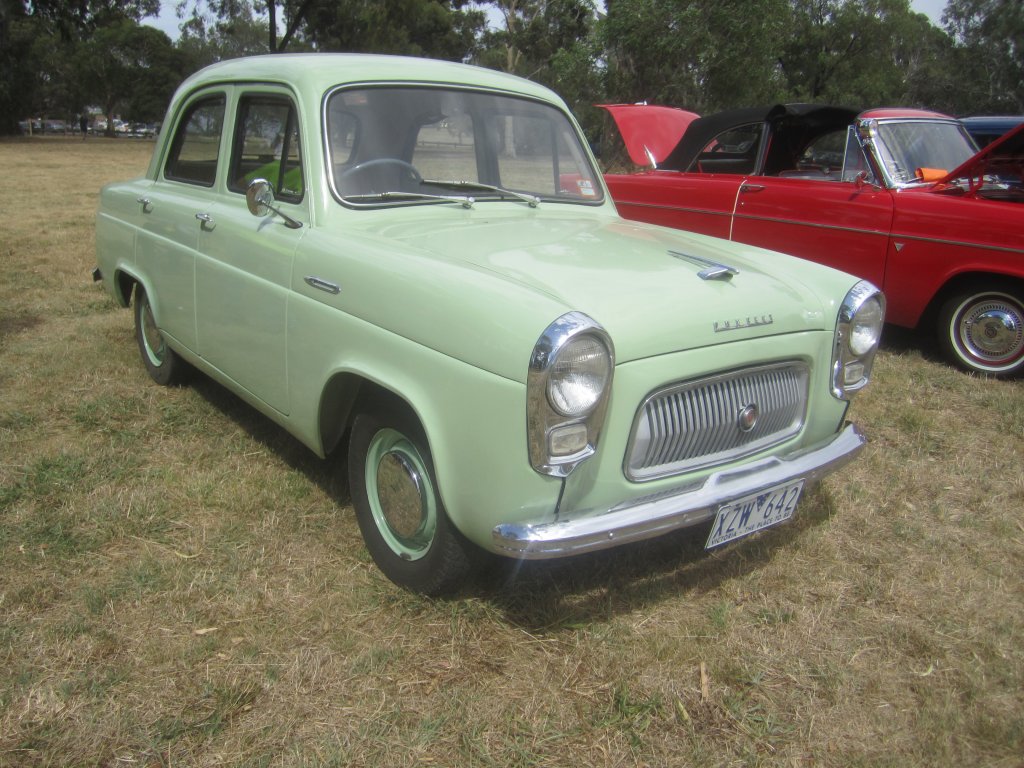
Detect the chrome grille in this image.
<box><xmin>625</xmin><ymin>362</ymin><xmax>809</xmax><ymax>481</ymax></box>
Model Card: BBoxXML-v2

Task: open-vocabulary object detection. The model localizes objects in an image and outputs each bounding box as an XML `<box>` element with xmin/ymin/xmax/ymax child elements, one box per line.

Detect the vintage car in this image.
<box><xmin>94</xmin><ymin>56</ymin><xmax>883</xmax><ymax>593</ymax></box>
<box><xmin>603</xmin><ymin>103</ymin><xmax>1024</xmax><ymax>377</ymax></box>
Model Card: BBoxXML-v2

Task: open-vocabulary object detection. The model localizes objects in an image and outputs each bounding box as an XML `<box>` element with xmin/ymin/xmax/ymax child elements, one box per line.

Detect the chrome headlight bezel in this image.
<box><xmin>832</xmin><ymin>280</ymin><xmax>885</xmax><ymax>399</ymax></box>
<box><xmin>527</xmin><ymin>312</ymin><xmax>614</xmax><ymax>477</ymax></box>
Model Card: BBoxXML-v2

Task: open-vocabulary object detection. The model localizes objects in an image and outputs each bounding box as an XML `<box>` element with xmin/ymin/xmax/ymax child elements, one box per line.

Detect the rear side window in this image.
<box><xmin>229</xmin><ymin>95</ymin><xmax>304</xmax><ymax>203</ymax></box>
<box><xmin>164</xmin><ymin>95</ymin><xmax>226</xmax><ymax>186</ymax></box>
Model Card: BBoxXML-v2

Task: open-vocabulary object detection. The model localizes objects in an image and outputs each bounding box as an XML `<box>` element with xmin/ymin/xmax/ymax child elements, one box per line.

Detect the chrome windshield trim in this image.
<box><xmin>493</xmin><ymin>423</ymin><xmax>865</xmax><ymax>559</ymax></box>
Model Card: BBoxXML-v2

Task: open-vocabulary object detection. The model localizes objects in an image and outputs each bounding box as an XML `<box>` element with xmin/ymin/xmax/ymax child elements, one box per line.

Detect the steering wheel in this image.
<box><xmin>340</xmin><ymin>158</ymin><xmax>423</xmax><ymax>185</ymax></box>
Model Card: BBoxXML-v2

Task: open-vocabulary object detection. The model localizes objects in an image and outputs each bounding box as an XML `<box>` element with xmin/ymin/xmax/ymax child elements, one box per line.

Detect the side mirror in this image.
<box><xmin>246</xmin><ymin>178</ymin><xmax>302</xmax><ymax>229</ymax></box>
<box><xmin>854</xmin><ymin>170</ymin><xmax>881</xmax><ymax>190</ymax></box>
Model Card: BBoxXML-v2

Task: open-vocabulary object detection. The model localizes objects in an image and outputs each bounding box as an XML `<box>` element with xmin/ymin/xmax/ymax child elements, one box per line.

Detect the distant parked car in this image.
<box><xmin>604</xmin><ymin>102</ymin><xmax>1024</xmax><ymax>376</ymax></box>
<box><xmin>43</xmin><ymin>119</ymin><xmax>66</xmax><ymax>134</ymax></box>
<box><xmin>961</xmin><ymin>116</ymin><xmax>1024</xmax><ymax>149</ymax></box>
<box><xmin>94</xmin><ymin>55</ymin><xmax>883</xmax><ymax>593</ymax></box>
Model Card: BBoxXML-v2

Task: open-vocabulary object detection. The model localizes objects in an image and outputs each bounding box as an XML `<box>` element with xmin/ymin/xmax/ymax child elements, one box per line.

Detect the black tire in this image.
<box><xmin>937</xmin><ymin>287</ymin><xmax>1024</xmax><ymax>377</ymax></box>
<box><xmin>133</xmin><ymin>286</ymin><xmax>187</xmax><ymax>386</ymax></box>
<box><xmin>348</xmin><ymin>407</ymin><xmax>473</xmax><ymax>594</ymax></box>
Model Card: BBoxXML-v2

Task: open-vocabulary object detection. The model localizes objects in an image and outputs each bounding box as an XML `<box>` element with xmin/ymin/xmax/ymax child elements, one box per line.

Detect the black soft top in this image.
<box><xmin>661</xmin><ymin>103</ymin><xmax>859</xmax><ymax>173</ymax></box>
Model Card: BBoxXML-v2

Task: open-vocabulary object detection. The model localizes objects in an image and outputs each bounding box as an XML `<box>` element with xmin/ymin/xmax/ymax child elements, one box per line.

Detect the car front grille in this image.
<box><xmin>625</xmin><ymin>361</ymin><xmax>809</xmax><ymax>481</ymax></box>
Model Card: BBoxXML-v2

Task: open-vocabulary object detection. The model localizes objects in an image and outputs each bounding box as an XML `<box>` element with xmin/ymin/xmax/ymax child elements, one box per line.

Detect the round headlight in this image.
<box><xmin>547</xmin><ymin>335</ymin><xmax>611</xmax><ymax>417</ymax></box>
<box><xmin>849</xmin><ymin>296</ymin><xmax>884</xmax><ymax>356</ymax></box>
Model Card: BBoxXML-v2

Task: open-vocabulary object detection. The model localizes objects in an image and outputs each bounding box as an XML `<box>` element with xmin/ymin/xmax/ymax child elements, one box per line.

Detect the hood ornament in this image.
<box><xmin>668</xmin><ymin>250</ymin><xmax>739</xmax><ymax>281</ymax></box>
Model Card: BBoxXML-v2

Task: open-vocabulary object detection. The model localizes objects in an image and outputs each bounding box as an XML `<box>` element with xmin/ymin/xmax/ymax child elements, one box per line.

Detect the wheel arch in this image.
<box><xmin>918</xmin><ymin>271</ymin><xmax>1024</xmax><ymax>332</ymax></box>
<box><xmin>114</xmin><ymin>268</ymin><xmax>141</xmax><ymax>308</ymax></box>
<box><xmin>318</xmin><ymin>373</ymin><xmax>423</xmax><ymax>459</ymax></box>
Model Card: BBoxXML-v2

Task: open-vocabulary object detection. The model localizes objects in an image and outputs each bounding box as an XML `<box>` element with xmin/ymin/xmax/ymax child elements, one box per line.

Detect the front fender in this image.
<box><xmin>287</xmin><ymin>293</ymin><xmax>563</xmax><ymax>549</ymax></box>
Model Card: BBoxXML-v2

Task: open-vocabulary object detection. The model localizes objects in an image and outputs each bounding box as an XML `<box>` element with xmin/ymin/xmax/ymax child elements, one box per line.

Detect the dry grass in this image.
<box><xmin>1</xmin><ymin>136</ymin><xmax>1023</xmax><ymax>767</ymax></box>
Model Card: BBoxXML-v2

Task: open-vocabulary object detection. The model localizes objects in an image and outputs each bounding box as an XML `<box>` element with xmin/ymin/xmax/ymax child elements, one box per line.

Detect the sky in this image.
<box><xmin>143</xmin><ymin>0</ymin><xmax>949</xmax><ymax>43</ymax></box>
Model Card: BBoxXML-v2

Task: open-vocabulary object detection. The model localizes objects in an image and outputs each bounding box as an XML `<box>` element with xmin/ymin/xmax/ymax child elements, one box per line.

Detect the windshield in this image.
<box><xmin>873</xmin><ymin>120</ymin><xmax>977</xmax><ymax>185</ymax></box>
<box><xmin>325</xmin><ymin>86</ymin><xmax>602</xmax><ymax>206</ymax></box>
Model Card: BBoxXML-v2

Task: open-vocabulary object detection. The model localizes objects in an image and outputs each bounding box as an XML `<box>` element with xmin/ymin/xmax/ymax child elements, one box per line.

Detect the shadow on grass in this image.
<box><xmin>474</xmin><ymin>484</ymin><xmax>842</xmax><ymax>631</ymax></box>
<box><xmin>187</xmin><ymin>373</ymin><xmax>349</xmax><ymax>500</ymax></box>
<box><xmin>184</xmin><ymin>369</ymin><xmax>844</xmax><ymax>628</ymax></box>
<box><xmin>880</xmin><ymin>322</ymin><xmax>945</xmax><ymax>367</ymax></box>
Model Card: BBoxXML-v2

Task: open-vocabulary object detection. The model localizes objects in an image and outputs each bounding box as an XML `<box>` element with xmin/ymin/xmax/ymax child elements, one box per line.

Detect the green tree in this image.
<box><xmin>74</xmin><ymin>19</ymin><xmax>186</xmax><ymax>134</ymax></box>
<box><xmin>600</xmin><ymin>0</ymin><xmax>791</xmax><ymax>112</ymax></box>
<box><xmin>175</xmin><ymin>0</ymin><xmax>315</xmax><ymax>54</ymax></box>
<box><xmin>474</xmin><ymin>0</ymin><xmax>595</xmax><ymax>77</ymax></box>
<box><xmin>176</xmin><ymin>2</ymin><xmax>281</xmax><ymax>67</ymax></box>
<box><xmin>0</xmin><ymin>0</ymin><xmax>162</xmax><ymax>134</ymax></box>
<box><xmin>302</xmin><ymin>0</ymin><xmax>484</xmax><ymax>59</ymax></box>
<box><xmin>778</xmin><ymin>0</ymin><xmax>941</xmax><ymax>106</ymax></box>
<box><xmin>943</xmin><ymin>0</ymin><xmax>1024</xmax><ymax>112</ymax></box>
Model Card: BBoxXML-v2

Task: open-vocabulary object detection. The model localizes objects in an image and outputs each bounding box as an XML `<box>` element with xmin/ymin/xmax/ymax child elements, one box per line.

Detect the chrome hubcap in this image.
<box><xmin>376</xmin><ymin>451</ymin><xmax>426</xmax><ymax>539</ymax></box>
<box><xmin>959</xmin><ymin>299</ymin><xmax>1024</xmax><ymax>363</ymax></box>
<box><xmin>365</xmin><ymin>428</ymin><xmax>435</xmax><ymax>560</ymax></box>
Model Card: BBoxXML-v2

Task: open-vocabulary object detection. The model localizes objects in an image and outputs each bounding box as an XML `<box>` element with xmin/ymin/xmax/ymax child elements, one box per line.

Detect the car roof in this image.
<box><xmin>174</xmin><ymin>53</ymin><xmax>564</xmax><ymax>107</ymax></box>
<box><xmin>858</xmin><ymin>107</ymin><xmax>953</xmax><ymax>121</ymax></box>
<box><xmin>660</xmin><ymin>103</ymin><xmax>858</xmax><ymax>172</ymax></box>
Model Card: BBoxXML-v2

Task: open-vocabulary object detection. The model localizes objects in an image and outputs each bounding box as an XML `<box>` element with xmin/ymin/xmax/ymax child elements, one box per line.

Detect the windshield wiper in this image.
<box><xmin>344</xmin><ymin>191</ymin><xmax>474</xmax><ymax>208</ymax></box>
<box><xmin>421</xmin><ymin>179</ymin><xmax>540</xmax><ymax>208</ymax></box>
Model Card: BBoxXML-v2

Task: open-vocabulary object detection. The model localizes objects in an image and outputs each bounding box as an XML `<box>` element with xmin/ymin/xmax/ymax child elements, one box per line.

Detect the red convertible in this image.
<box><xmin>603</xmin><ymin>103</ymin><xmax>1024</xmax><ymax>376</ymax></box>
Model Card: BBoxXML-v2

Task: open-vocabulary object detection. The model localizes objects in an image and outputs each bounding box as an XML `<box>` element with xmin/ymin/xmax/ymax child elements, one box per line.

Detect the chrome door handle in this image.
<box><xmin>739</xmin><ymin>183</ymin><xmax>765</xmax><ymax>193</ymax></box>
<box><xmin>195</xmin><ymin>212</ymin><xmax>215</xmax><ymax>230</ymax></box>
<box><xmin>136</xmin><ymin>197</ymin><xmax>152</xmax><ymax>213</ymax></box>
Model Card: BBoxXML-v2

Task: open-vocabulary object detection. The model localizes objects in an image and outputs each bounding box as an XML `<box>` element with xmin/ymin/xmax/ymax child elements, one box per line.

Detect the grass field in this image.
<box><xmin>1</xmin><ymin>136</ymin><xmax>1022</xmax><ymax>767</ymax></box>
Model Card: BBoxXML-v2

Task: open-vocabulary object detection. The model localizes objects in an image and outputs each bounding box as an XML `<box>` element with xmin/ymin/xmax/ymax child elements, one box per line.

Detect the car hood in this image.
<box><xmin>598</xmin><ymin>104</ymin><xmax>700</xmax><ymax>167</ymax></box>
<box><xmin>362</xmin><ymin>210</ymin><xmax>844</xmax><ymax>366</ymax></box>
<box><xmin>937</xmin><ymin>120</ymin><xmax>1024</xmax><ymax>187</ymax></box>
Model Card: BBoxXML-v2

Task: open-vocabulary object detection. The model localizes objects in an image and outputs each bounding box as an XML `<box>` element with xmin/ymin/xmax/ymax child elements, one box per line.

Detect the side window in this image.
<box><xmin>229</xmin><ymin>96</ymin><xmax>304</xmax><ymax>202</ymax></box>
<box><xmin>778</xmin><ymin>129</ymin><xmax>848</xmax><ymax>179</ymax></box>
<box><xmin>693</xmin><ymin>124</ymin><xmax>762</xmax><ymax>174</ymax></box>
<box><xmin>165</xmin><ymin>96</ymin><xmax>226</xmax><ymax>186</ymax></box>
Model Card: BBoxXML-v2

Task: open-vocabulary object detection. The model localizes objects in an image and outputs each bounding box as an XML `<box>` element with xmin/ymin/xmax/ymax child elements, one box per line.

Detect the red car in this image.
<box><xmin>603</xmin><ymin>103</ymin><xmax>1024</xmax><ymax>376</ymax></box>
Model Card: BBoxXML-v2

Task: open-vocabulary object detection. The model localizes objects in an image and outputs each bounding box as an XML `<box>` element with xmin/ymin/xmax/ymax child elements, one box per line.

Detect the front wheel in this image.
<box><xmin>133</xmin><ymin>286</ymin><xmax>187</xmax><ymax>386</ymax></box>
<box><xmin>348</xmin><ymin>408</ymin><xmax>472</xmax><ymax>594</ymax></box>
<box><xmin>938</xmin><ymin>287</ymin><xmax>1024</xmax><ymax>377</ymax></box>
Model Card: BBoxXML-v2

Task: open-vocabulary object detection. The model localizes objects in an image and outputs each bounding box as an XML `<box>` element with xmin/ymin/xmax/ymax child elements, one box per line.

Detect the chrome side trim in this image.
<box><xmin>733</xmin><ymin>213</ymin><xmax>890</xmax><ymax>238</ymax></box>
<box><xmin>492</xmin><ymin>423</ymin><xmax>865</xmax><ymax>559</ymax></box>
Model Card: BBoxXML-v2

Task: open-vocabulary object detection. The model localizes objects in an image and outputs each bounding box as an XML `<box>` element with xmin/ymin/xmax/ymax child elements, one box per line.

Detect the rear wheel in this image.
<box><xmin>133</xmin><ymin>286</ymin><xmax>187</xmax><ymax>385</ymax></box>
<box><xmin>938</xmin><ymin>287</ymin><xmax>1024</xmax><ymax>377</ymax></box>
<box><xmin>348</xmin><ymin>407</ymin><xmax>472</xmax><ymax>594</ymax></box>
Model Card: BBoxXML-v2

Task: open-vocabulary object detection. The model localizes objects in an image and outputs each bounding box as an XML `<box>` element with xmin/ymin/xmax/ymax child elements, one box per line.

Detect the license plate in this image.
<box><xmin>705</xmin><ymin>480</ymin><xmax>805</xmax><ymax>549</ymax></box>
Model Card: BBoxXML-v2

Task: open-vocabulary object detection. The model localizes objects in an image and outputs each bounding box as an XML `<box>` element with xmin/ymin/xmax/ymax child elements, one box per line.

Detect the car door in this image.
<box><xmin>607</xmin><ymin>171</ymin><xmax>743</xmax><ymax>241</ymax></box>
<box><xmin>194</xmin><ymin>88</ymin><xmax>307</xmax><ymax>416</ymax></box>
<box><xmin>135</xmin><ymin>92</ymin><xmax>228</xmax><ymax>353</ymax></box>
<box><xmin>729</xmin><ymin>127</ymin><xmax>895</xmax><ymax>285</ymax></box>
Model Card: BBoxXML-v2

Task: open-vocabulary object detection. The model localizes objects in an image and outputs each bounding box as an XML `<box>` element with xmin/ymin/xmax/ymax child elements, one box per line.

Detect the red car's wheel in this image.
<box><xmin>938</xmin><ymin>288</ymin><xmax>1024</xmax><ymax>377</ymax></box>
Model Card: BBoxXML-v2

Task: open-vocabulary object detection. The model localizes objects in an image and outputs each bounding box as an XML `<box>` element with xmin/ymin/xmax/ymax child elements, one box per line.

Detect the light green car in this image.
<box><xmin>94</xmin><ymin>54</ymin><xmax>884</xmax><ymax>594</ymax></box>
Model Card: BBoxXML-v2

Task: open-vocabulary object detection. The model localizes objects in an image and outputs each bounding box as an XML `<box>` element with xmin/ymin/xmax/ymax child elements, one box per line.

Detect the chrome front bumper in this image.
<box><xmin>492</xmin><ymin>423</ymin><xmax>865</xmax><ymax>559</ymax></box>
